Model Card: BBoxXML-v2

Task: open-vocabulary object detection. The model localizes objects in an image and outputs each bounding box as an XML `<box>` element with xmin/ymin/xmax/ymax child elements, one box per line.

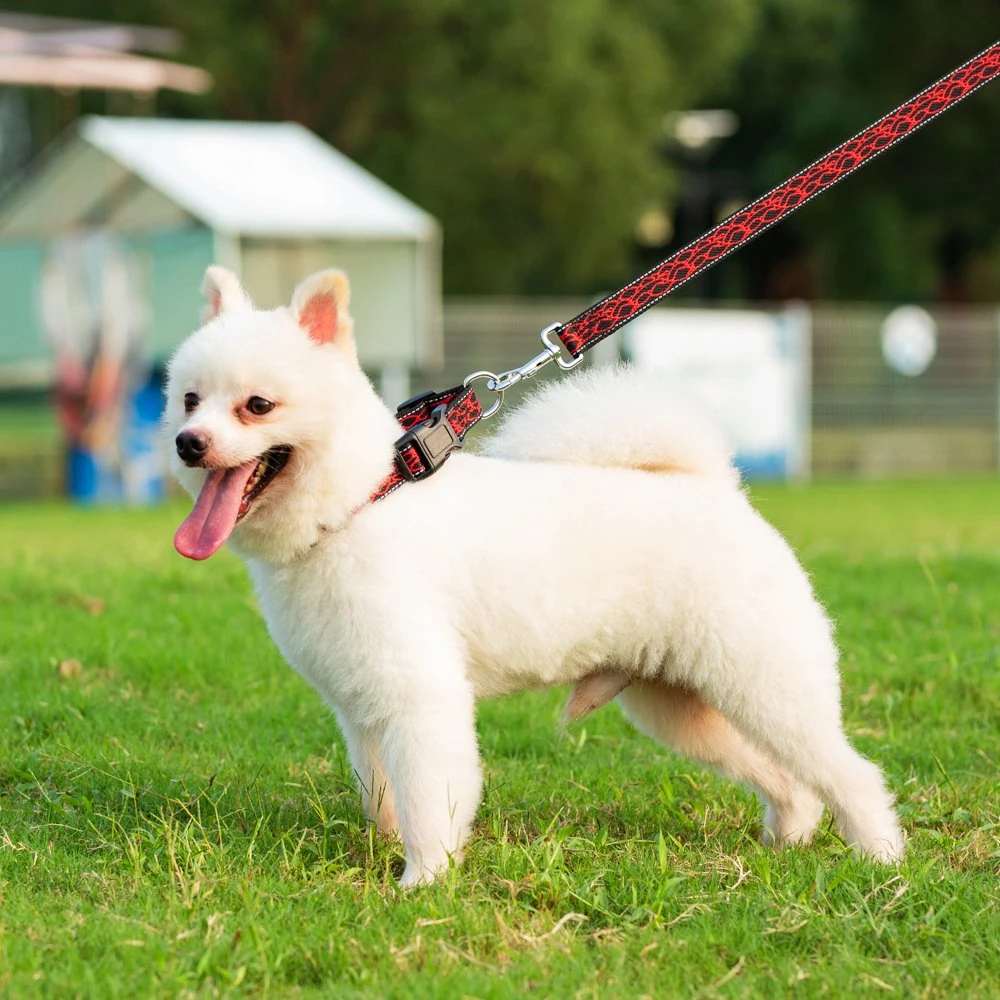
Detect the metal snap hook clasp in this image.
<box><xmin>461</xmin><ymin>321</ymin><xmax>581</xmax><ymax>422</ymax></box>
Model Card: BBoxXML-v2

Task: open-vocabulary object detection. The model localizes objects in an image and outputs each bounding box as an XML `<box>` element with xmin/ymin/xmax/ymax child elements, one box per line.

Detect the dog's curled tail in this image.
<box><xmin>482</xmin><ymin>364</ymin><xmax>739</xmax><ymax>487</ymax></box>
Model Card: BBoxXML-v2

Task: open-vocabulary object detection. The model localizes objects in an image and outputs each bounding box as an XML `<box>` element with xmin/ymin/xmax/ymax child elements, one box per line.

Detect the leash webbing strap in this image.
<box><xmin>557</xmin><ymin>40</ymin><xmax>1000</xmax><ymax>357</ymax></box>
<box><xmin>372</xmin><ymin>40</ymin><xmax>1000</xmax><ymax>502</ymax></box>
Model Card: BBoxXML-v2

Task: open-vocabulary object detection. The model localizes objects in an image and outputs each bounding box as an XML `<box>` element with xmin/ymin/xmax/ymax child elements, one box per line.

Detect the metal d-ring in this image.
<box><xmin>463</xmin><ymin>370</ymin><xmax>504</xmax><ymax>418</ymax></box>
<box><xmin>461</xmin><ymin>321</ymin><xmax>581</xmax><ymax>422</ymax></box>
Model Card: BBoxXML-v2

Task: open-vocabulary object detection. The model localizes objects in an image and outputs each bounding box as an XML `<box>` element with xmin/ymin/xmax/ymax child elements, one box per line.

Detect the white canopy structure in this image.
<box><xmin>0</xmin><ymin>13</ymin><xmax>211</xmax><ymax>95</ymax></box>
<box><xmin>0</xmin><ymin>117</ymin><xmax>443</xmax><ymax>376</ymax></box>
<box><xmin>73</xmin><ymin>117</ymin><xmax>439</xmax><ymax>241</ymax></box>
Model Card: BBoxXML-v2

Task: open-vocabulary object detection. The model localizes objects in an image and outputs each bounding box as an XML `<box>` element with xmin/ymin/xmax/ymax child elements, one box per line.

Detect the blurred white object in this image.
<box><xmin>881</xmin><ymin>305</ymin><xmax>937</xmax><ymax>377</ymax></box>
<box><xmin>664</xmin><ymin>110</ymin><xmax>739</xmax><ymax>151</ymax></box>
<box><xmin>622</xmin><ymin>305</ymin><xmax>811</xmax><ymax>479</ymax></box>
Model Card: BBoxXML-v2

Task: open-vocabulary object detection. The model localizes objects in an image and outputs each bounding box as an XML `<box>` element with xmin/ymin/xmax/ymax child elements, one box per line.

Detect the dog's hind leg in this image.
<box><xmin>714</xmin><ymin>672</ymin><xmax>904</xmax><ymax>863</ymax></box>
<box><xmin>617</xmin><ymin>682</ymin><xmax>825</xmax><ymax>846</ymax></box>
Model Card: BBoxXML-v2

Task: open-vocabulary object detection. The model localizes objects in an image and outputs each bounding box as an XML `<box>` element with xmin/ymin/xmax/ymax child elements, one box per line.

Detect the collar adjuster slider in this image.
<box><xmin>393</xmin><ymin>403</ymin><xmax>463</xmax><ymax>482</ymax></box>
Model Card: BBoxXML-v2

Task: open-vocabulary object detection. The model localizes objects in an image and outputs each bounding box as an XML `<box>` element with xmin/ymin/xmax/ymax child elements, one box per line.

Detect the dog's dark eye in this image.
<box><xmin>184</xmin><ymin>392</ymin><xmax>199</xmax><ymax>413</ymax></box>
<box><xmin>247</xmin><ymin>396</ymin><xmax>275</xmax><ymax>416</ymax></box>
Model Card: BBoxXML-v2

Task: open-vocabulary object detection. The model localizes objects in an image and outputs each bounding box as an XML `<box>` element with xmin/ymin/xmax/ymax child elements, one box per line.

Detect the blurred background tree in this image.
<box><xmin>704</xmin><ymin>0</ymin><xmax>1000</xmax><ymax>303</ymax></box>
<box><xmin>162</xmin><ymin>0</ymin><xmax>757</xmax><ymax>295</ymax></box>
<box><xmin>4</xmin><ymin>0</ymin><xmax>999</xmax><ymax>300</ymax></box>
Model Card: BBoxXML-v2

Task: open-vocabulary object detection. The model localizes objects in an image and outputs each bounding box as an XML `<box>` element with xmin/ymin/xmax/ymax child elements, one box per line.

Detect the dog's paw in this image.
<box><xmin>857</xmin><ymin>827</ymin><xmax>906</xmax><ymax>865</ymax></box>
<box><xmin>398</xmin><ymin>864</ymin><xmax>437</xmax><ymax>889</ymax></box>
<box><xmin>761</xmin><ymin>791</ymin><xmax>825</xmax><ymax>847</ymax></box>
<box><xmin>398</xmin><ymin>847</ymin><xmax>463</xmax><ymax>889</ymax></box>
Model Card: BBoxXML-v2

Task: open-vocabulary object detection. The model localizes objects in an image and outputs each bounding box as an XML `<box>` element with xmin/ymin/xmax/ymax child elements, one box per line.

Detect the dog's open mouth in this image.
<box><xmin>237</xmin><ymin>445</ymin><xmax>292</xmax><ymax>521</ymax></box>
<box><xmin>175</xmin><ymin>445</ymin><xmax>292</xmax><ymax>561</ymax></box>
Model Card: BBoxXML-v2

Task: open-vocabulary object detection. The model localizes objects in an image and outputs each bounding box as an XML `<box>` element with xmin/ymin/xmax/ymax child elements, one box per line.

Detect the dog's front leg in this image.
<box><xmin>336</xmin><ymin>711</ymin><xmax>400</xmax><ymax>837</ymax></box>
<box><xmin>378</xmin><ymin>680</ymin><xmax>482</xmax><ymax>888</ymax></box>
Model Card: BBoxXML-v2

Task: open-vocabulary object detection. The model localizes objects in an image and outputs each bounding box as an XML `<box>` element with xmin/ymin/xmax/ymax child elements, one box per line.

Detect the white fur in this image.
<box><xmin>485</xmin><ymin>365</ymin><xmax>739</xmax><ymax>487</ymax></box>
<box><xmin>200</xmin><ymin>265</ymin><xmax>253</xmax><ymax>325</ymax></box>
<box><xmin>164</xmin><ymin>269</ymin><xmax>904</xmax><ymax>887</ymax></box>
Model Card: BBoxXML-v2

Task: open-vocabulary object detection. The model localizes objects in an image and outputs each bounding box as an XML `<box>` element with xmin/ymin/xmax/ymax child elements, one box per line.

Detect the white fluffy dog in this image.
<box><xmin>164</xmin><ymin>266</ymin><xmax>904</xmax><ymax>887</ymax></box>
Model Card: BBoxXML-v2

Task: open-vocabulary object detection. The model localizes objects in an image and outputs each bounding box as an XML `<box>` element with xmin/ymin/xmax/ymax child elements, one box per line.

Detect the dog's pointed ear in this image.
<box><xmin>201</xmin><ymin>266</ymin><xmax>252</xmax><ymax>324</ymax></box>
<box><xmin>290</xmin><ymin>270</ymin><xmax>355</xmax><ymax>358</ymax></box>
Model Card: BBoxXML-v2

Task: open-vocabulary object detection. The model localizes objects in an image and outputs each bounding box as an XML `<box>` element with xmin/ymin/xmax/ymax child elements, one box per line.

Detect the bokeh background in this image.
<box><xmin>0</xmin><ymin>0</ymin><xmax>998</xmax><ymax>498</ymax></box>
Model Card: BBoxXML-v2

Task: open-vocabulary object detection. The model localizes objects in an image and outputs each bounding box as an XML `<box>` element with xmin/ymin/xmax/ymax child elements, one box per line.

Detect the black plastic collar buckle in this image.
<box><xmin>395</xmin><ymin>388</ymin><xmax>443</xmax><ymax>418</ymax></box>
<box><xmin>393</xmin><ymin>403</ymin><xmax>463</xmax><ymax>481</ymax></box>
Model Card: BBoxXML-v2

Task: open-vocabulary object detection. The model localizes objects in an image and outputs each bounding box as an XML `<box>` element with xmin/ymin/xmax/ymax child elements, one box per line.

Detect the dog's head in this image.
<box><xmin>164</xmin><ymin>267</ymin><xmax>397</xmax><ymax>563</ymax></box>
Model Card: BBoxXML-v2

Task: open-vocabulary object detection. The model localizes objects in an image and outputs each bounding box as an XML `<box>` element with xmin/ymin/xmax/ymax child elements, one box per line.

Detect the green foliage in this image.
<box><xmin>167</xmin><ymin>0</ymin><xmax>758</xmax><ymax>295</ymax></box>
<box><xmin>7</xmin><ymin>0</ymin><xmax>1000</xmax><ymax>297</ymax></box>
<box><xmin>13</xmin><ymin>0</ymin><xmax>755</xmax><ymax>295</ymax></box>
<box><xmin>713</xmin><ymin>0</ymin><xmax>1000</xmax><ymax>301</ymax></box>
<box><xmin>1</xmin><ymin>483</ymin><xmax>999</xmax><ymax>996</ymax></box>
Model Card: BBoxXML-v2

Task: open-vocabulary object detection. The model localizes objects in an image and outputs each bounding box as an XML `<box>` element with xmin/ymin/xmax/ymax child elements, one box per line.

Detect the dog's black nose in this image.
<box><xmin>176</xmin><ymin>429</ymin><xmax>210</xmax><ymax>466</ymax></box>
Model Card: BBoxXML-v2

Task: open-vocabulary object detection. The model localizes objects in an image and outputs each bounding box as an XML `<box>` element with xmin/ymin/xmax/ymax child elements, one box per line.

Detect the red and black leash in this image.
<box><xmin>372</xmin><ymin>40</ymin><xmax>1000</xmax><ymax>503</ymax></box>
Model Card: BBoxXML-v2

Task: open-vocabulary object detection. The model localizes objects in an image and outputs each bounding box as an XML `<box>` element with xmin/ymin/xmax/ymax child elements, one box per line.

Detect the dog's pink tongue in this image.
<box><xmin>174</xmin><ymin>461</ymin><xmax>256</xmax><ymax>560</ymax></box>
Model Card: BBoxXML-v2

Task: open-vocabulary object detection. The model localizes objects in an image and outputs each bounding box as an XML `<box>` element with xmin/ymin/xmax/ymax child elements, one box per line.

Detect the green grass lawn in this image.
<box><xmin>1</xmin><ymin>482</ymin><xmax>998</xmax><ymax>998</ymax></box>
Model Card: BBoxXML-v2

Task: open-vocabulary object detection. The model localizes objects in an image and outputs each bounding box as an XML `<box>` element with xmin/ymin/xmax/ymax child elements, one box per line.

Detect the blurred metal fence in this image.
<box><xmin>427</xmin><ymin>299</ymin><xmax>1000</xmax><ymax>477</ymax></box>
<box><xmin>2</xmin><ymin>299</ymin><xmax>999</xmax><ymax>499</ymax></box>
<box><xmin>811</xmin><ymin>304</ymin><xmax>999</xmax><ymax>476</ymax></box>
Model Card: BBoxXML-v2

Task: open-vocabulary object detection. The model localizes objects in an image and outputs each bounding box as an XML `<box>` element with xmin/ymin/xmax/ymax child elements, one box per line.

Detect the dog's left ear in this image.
<box><xmin>290</xmin><ymin>270</ymin><xmax>355</xmax><ymax>359</ymax></box>
<box><xmin>201</xmin><ymin>266</ymin><xmax>252</xmax><ymax>324</ymax></box>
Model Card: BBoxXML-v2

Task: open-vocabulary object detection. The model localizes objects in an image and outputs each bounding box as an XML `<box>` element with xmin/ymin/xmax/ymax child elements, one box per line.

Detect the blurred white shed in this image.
<box><xmin>0</xmin><ymin>116</ymin><xmax>442</xmax><ymax>379</ymax></box>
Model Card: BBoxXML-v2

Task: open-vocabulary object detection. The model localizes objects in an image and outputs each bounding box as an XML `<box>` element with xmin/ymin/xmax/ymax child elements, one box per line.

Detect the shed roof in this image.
<box><xmin>0</xmin><ymin>116</ymin><xmax>439</xmax><ymax>241</ymax></box>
